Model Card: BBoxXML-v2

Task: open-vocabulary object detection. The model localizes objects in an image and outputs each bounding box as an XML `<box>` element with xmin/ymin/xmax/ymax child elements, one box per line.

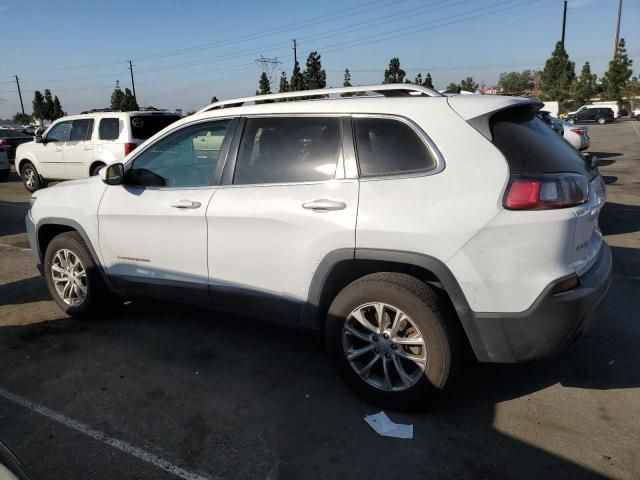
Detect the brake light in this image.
<box><xmin>124</xmin><ymin>143</ymin><xmax>137</xmax><ymax>155</ymax></box>
<box><xmin>0</xmin><ymin>139</ymin><xmax>6</xmax><ymax>146</ymax></box>
<box><xmin>570</xmin><ymin>128</ymin><xmax>586</xmax><ymax>136</ymax></box>
<box><xmin>504</xmin><ymin>174</ymin><xmax>588</xmax><ymax>210</ymax></box>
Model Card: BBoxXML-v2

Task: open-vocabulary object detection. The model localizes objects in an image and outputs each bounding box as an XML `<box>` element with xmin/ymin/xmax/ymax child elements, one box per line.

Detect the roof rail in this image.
<box><xmin>197</xmin><ymin>84</ymin><xmax>443</xmax><ymax>113</ymax></box>
<box><xmin>80</xmin><ymin>108</ymin><xmax>122</xmax><ymax>114</ymax></box>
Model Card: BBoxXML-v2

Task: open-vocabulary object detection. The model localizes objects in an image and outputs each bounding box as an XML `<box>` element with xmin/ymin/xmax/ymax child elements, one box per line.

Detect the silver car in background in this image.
<box><xmin>561</xmin><ymin>120</ymin><xmax>590</xmax><ymax>151</ymax></box>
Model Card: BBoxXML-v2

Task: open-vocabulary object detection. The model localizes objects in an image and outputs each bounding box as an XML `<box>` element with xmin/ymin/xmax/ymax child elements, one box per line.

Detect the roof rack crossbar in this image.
<box><xmin>197</xmin><ymin>84</ymin><xmax>443</xmax><ymax>113</ymax></box>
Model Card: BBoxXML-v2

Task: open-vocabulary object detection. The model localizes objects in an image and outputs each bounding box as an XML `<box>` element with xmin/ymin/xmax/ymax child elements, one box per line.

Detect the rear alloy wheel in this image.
<box><xmin>90</xmin><ymin>163</ymin><xmax>105</xmax><ymax>176</ymax></box>
<box><xmin>21</xmin><ymin>161</ymin><xmax>42</xmax><ymax>192</ymax></box>
<box><xmin>597</xmin><ymin>117</ymin><xmax>606</xmax><ymax>125</ymax></box>
<box><xmin>326</xmin><ymin>273</ymin><xmax>463</xmax><ymax>410</ymax></box>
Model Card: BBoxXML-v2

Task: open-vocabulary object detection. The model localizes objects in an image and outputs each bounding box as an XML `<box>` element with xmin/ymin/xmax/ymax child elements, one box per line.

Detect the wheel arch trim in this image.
<box><xmin>304</xmin><ymin>248</ymin><xmax>489</xmax><ymax>360</ymax></box>
<box><xmin>35</xmin><ymin>217</ymin><xmax>116</xmax><ymax>292</ymax></box>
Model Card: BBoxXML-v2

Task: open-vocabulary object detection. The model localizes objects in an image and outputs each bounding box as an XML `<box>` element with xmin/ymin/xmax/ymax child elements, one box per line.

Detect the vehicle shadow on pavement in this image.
<box><xmin>600</xmin><ymin>203</ymin><xmax>640</xmax><ymax>236</ymax></box>
<box><xmin>0</xmin><ymin>200</ymin><xmax>29</xmax><ymax>237</ymax></box>
<box><xmin>1</xmin><ymin>285</ymin><xmax>636</xmax><ymax>479</ymax></box>
<box><xmin>0</xmin><ymin>276</ymin><xmax>51</xmax><ymax>306</ymax></box>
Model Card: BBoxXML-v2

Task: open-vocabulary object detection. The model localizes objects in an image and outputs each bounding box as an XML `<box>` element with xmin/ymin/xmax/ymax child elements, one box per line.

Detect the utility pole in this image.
<box><xmin>613</xmin><ymin>0</ymin><xmax>623</xmax><ymax>57</ymax></box>
<box><xmin>128</xmin><ymin>60</ymin><xmax>137</xmax><ymax>102</ymax></box>
<box><xmin>14</xmin><ymin>75</ymin><xmax>25</xmax><ymax>115</ymax></box>
<box><xmin>292</xmin><ymin>39</ymin><xmax>297</xmax><ymax>65</ymax></box>
<box><xmin>560</xmin><ymin>0</ymin><xmax>567</xmax><ymax>48</ymax></box>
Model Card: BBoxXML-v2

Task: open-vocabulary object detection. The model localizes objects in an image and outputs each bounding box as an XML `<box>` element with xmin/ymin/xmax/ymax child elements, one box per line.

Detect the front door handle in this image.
<box><xmin>170</xmin><ymin>199</ymin><xmax>202</xmax><ymax>209</ymax></box>
<box><xmin>83</xmin><ymin>146</ymin><xmax>93</xmax><ymax>151</ymax></box>
<box><xmin>302</xmin><ymin>199</ymin><xmax>347</xmax><ymax>211</ymax></box>
<box><xmin>55</xmin><ymin>147</ymin><xmax>62</xmax><ymax>152</ymax></box>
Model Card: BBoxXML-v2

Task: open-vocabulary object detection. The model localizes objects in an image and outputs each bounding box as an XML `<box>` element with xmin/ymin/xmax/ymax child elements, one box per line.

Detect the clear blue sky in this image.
<box><xmin>0</xmin><ymin>0</ymin><xmax>638</xmax><ymax>118</ymax></box>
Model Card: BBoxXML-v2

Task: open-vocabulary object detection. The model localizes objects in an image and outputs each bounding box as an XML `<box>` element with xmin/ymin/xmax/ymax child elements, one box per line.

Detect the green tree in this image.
<box><xmin>343</xmin><ymin>68</ymin><xmax>352</xmax><ymax>88</ymax></box>
<box><xmin>459</xmin><ymin>77</ymin><xmax>479</xmax><ymax>92</ymax></box>
<box><xmin>540</xmin><ymin>41</ymin><xmax>575</xmax><ymax>101</ymax></box>
<box><xmin>120</xmin><ymin>88</ymin><xmax>139</xmax><ymax>111</ymax></box>
<box><xmin>278</xmin><ymin>72</ymin><xmax>289</xmax><ymax>93</ymax></box>
<box><xmin>572</xmin><ymin>62</ymin><xmax>595</xmax><ymax>106</ymax></box>
<box><xmin>31</xmin><ymin>91</ymin><xmax>45</xmax><ymax>124</ymax></box>
<box><xmin>43</xmin><ymin>89</ymin><xmax>54</xmax><ymax>121</ymax></box>
<box><xmin>256</xmin><ymin>72</ymin><xmax>272</xmax><ymax>95</ymax></box>
<box><xmin>445</xmin><ymin>82</ymin><xmax>460</xmax><ymax>93</ymax></box>
<box><xmin>290</xmin><ymin>61</ymin><xmax>305</xmax><ymax>92</ymax></box>
<box><xmin>603</xmin><ymin>38</ymin><xmax>633</xmax><ymax>102</ymax></box>
<box><xmin>383</xmin><ymin>57</ymin><xmax>406</xmax><ymax>83</ymax></box>
<box><xmin>424</xmin><ymin>73</ymin><xmax>434</xmax><ymax>88</ymax></box>
<box><xmin>110</xmin><ymin>81</ymin><xmax>125</xmax><ymax>110</ymax></box>
<box><xmin>413</xmin><ymin>73</ymin><xmax>423</xmax><ymax>85</ymax></box>
<box><xmin>303</xmin><ymin>51</ymin><xmax>326</xmax><ymax>90</ymax></box>
<box><xmin>13</xmin><ymin>112</ymin><xmax>33</xmax><ymax>125</ymax></box>
<box><xmin>52</xmin><ymin>96</ymin><xmax>64</xmax><ymax>119</ymax></box>
<box><xmin>624</xmin><ymin>79</ymin><xmax>640</xmax><ymax>109</ymax></box>
<box><xmin>211</xmin><ymin>96</ymin><xmax>219</xmax><ymax>103</ymax></box>
<box><xmin>497</xmin><ymin>70</ymin><xmax>534</xmax><ymax>96</ymax></box>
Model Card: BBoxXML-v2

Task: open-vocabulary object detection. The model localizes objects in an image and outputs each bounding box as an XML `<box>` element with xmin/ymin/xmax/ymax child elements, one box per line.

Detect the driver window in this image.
<box><xmin>127</xmin><ymin>120</ymin><xmax>232</xmax><ymax>188</ymax></box>
<box><xmin>46</xmin><ymin>121</ymin><xmax>71</xmax><ymax>143</ymax></box>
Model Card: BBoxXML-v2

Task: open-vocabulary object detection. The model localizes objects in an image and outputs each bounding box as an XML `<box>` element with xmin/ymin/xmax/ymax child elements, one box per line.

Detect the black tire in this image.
<box><xmin>44</xmin><ymin>231</ymin><xmax>110</xmax><ymax>317</ymax></box>
<box><xmin>0</xmin><ymin>169</ymin><xmax>8</xmax><ymax>181</ymax></box>
<box><xmin>90</xmin><ymin>163</ymin><xmax>105</xmax><ymax>176</ymax></box>
<box><xmin>20</xmin><ymin>161</ymin><xmax>42</xmax><ymax>192</ymax></box>
<box><xmin>325</xmin><ymin>272</ymin><xmax>463</xmax><ymax>410</ymax></box>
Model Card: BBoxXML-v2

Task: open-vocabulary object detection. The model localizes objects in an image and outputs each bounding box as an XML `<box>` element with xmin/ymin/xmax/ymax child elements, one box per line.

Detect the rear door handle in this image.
<box><xmin>302</xmin><ymin>199</ymin><xmax>347</xmax><ymax>211</ymax></box>
<box><xmin>170</xmin><ymin>199</ymin><xmax>202</xmax><ymax>209</ymax></box>
<box><xmin>83</xmin><ymin>146</ymin><xmax>93</xmax><ymax>151</ymax></box>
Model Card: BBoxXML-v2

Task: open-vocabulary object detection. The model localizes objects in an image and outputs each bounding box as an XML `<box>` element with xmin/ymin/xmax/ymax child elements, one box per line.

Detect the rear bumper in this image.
<box><xmin>469</xmin><ymin>242</ymin><xmax>612</xmax><ymax>363</ymax></box>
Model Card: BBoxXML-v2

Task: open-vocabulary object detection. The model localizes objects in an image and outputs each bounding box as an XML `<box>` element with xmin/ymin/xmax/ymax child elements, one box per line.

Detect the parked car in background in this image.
<box><xmin>26</xmin><ymin>85</ymin><xmax>611</xmax><ymax>408</ymax></box>
<box><xmin>537</xmin><ymin>110</ymin><xmax>563</xmax><ymax>135</ymax></box>
<box><xmin>561</xmin><ymin>121</ymin><xmax>590</xmax><ymax>151</ymax></box>
<box><xmin>567</xmin><ymin>107</ymin><xmax>615</xmax><ymax>124</ymax></box>
<box><xmin>16</xmin><ymin>110</ymin><xmax>180</xmax><ymax>192</ymax></box>
<box><xmin>0</xmin><ymin>129</ymin><xmax>32</xmax><ymax>162</ymax></box>
<box><xmin>0</xmin><ymin>145</ymin><xmax>10</xmax><ymax>180</ymax></box>
<box><xmin>632</xmin><ymin>108</ymin><xmax>640</xmax><ymax>120</ymax></box>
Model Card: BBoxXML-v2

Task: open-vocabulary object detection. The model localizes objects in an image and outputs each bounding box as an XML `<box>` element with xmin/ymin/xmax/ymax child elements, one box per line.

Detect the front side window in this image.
<box><xmin>354</xmin><ymin>117</ymin><xmax>436</xmax><ymax>177</ymax></box>
<box><xmin>70</xmin><ymin>119</ymin><xmax>94</xmax><ymax>141</ymax></box>
<box><xmin>46</xmin><ymin>121</ymin><xmax>71</xmax><ymax>143</ymax></box>
<box><xmin>233</xmin><ymin>117</ymin><xmax>341</xmax><ymax>185</ymax></box>
<box><xmin>99</xmin><ymin>118</ymin><xmax>121</xmax><ymax>141</ymax></box>
<box><xmin>127</xmin><ymin>120</ymin><xmax>231</xmax><ymax>188</ymax></box>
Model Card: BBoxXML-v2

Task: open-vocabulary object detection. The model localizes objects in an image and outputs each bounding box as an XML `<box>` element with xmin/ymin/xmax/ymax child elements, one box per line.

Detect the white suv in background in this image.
<box><xmin>25</xmin><ymin>85</ymin><xmax>611</xmax><ymax>409</ymax></box>
<box><xmin>16</xmin><ymin>110</ymin><xmax>180</xmax><ymax>192</ymax></box>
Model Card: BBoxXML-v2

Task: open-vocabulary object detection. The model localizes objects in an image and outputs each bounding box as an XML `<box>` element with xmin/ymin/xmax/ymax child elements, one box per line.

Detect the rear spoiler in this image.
<box><xmin>447</xmin><ymin>96</ymin><xmax>543</xmax><ymax>141</ymax></box>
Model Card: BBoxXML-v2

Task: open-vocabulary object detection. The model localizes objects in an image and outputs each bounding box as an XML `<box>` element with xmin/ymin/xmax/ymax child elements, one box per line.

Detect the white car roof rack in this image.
<box><xmin>197</xmin><ymin>84</ymin><xmax>443</xmax><ymax>113</ymax></box>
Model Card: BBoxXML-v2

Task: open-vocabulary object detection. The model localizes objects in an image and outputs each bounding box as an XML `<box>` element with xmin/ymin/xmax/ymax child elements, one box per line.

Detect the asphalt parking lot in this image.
<box><xmin>1</xmin><ymin>121</ymin><xmax>639</xmax><ymax>480</ymax></box>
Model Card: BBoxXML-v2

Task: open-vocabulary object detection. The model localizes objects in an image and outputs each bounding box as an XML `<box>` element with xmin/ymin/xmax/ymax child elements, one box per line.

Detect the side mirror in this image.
<box><xmin>35</xmin><ymin>135</ymin><xmax>43</xmax><ymax>143</ymax></box>
<box><xmin>100</xmin><ymin>163</ymin><xmax>124</xmax><ymax>185</ymax></box>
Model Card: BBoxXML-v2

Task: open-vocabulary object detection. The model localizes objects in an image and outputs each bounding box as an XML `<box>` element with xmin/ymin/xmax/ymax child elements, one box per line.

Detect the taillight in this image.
<box><xmin>0</xmin><ymin>139</ymin><xmax>6</xmax><ymax>146</ymax></box>
<box><xmin>570</xmin><ymin>129</ymin><xmax>586</xmax><ymax>136</ymax></box>
<box><xmin>124</xmin><ymin>143</ymin><xmax>137</xmax><ymax>155</ymax></box>
<box><xmin>504</xmin><ymin>174</ymin><xmax>588</xmax><ymax>210</ymax></box>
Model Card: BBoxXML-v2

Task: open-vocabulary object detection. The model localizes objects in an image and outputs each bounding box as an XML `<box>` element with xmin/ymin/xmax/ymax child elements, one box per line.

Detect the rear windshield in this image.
<box><xmin>0</xmin><ymin>130</ymin><xmax>29</xmax><ymax>138</ymax></box>
<box><xmin>490</xmin><ymin>107</ymin><xmax>589</xmax><ymax>176</ymax></box>
<box><xmin>130</xmin><ymin>115</ymin><xmax>180</xmax><ymax>140</ymax></box>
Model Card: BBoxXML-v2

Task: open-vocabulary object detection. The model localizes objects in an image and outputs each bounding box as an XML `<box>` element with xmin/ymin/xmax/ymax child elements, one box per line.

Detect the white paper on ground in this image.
<box><xmin>364</xmin><ymin>411</ymin><xmax>413</xmax><ymax>439</ymax></box>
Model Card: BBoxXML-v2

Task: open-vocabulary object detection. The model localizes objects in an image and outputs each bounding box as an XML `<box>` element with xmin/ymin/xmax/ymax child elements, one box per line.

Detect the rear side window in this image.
<box><xmin>491</xmin><ymin>108</ymin><xmax>589</xmax><ymax>175</ymax></box>
<box><xmin>354</xmin><ymin>117</ymin><xmax>435</xmax><ymax>177</ymax></box>
<box><xmin>70</xmin><ymin>119</ymin><xmax>94</xmax><ymax>141</ymax></box>
<box><xmin>99</xmin><ymin>118</ymin><xmax>120</xmax><ymax>141</ymax></box>
<box><xmin>234</xmin><ymin>117</ymin><xmax>341</xmax><ymax>185</ymax></box>
<box><xmin>130</xmin><ymin>115</ymin><xmax>180</xmax><ymax>140</ymax></box>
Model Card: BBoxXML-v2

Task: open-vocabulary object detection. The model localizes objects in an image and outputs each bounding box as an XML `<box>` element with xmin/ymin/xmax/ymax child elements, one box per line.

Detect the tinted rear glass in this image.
<box><xmin>130</xmin><ymin>115</ymin><xmax>180</xmax><ymax>140</ymax></box>
<box><xmin>0</xmin><ymin>130</ymin><xmax>29</xmax><ymax>138</ymax></box>
<box><xmin>490</xmin><ymin>107</ymin><xmax>589</xmax><ymax>175</ymax></box>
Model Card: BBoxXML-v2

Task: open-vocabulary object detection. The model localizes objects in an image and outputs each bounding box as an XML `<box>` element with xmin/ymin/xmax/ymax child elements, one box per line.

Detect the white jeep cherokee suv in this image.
<box><xmin>25</xmin><ymin>85</ymin><xmax>611</xmax><ymax>408</ymax></box>
<box><xmin>16</xmin><ymin>110</ymin><xmax>180</xmax><ymax>192</ymax></box>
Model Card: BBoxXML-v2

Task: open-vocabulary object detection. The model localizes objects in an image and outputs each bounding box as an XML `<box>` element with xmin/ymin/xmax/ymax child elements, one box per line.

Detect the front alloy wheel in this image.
<box><xmin>343</xmin><ymin>302</ymin><xmax>426</xmax><ymax>391</ymax></box>
<box><xmin>51</xmin><ymin>248</ymin><xmax>88</xmax><ymax>306</ymax></box>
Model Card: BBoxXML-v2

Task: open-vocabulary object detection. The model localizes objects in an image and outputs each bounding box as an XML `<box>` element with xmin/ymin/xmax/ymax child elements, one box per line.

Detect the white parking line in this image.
<box><xmin>632</xmin><ymin>122</ymin><xmax>640</xmax><ymax>137</ymax></box>
<box><xmin>0</xmin><ymin>387</ymin><xmax>212</xmax><ymax>480</ymax></box>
